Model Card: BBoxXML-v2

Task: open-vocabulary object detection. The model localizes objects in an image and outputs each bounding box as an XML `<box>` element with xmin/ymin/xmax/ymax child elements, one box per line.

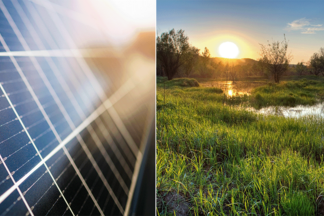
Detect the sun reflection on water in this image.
<box><xmin>201</xmin><ymin>80</ymin><xmax>259</xmax><ymax>96</ymax></box>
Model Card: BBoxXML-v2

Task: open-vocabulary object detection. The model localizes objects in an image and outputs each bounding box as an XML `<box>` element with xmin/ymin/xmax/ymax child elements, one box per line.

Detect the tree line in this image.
<box><xmin>157</xmin><ymin>29</ymin><xmax>324</xmax><ymax>83</ymax></box>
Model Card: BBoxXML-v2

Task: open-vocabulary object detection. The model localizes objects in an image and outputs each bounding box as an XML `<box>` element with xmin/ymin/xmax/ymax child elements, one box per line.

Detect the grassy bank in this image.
<box><xmin>252</xmin><ymin>79</ymin><xmax>324</xmax><ymax>108</ymax></box>
<box><xmin>195</xmin><ymin>75</ymin><xmax>324</xmax><ymax>83</ymax></box>
<box><xmin>157</xmin><ymin>77</ymin><xmax>249</xmax><ymax>108</ymax></box>
<box><xmin>157</xmin><ymin>77</ymin><xmax>324</xmax><ymax>215</ymax></box>
<box><xmin>159</xmin><ymin>77</ymin><xmax>324</xmax><ymax>109</ymax></box>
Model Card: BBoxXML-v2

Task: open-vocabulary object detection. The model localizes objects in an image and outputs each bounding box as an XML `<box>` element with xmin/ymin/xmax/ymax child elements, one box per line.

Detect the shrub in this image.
<box><xmin>157</xmin><ymin>76</ymin><xmax>168</xmax><ymax>83</ymax></box>
<box><xmin>255</xmin><ymin>93</ymin><xmax>263</xmax><ymax>101</ymax></box>
<box><xmin>180</xmin><ymin>78</ymin><xmax>200</xmax><ymax>87</ymax></box>
<box><xmin>280</xmin><ymin>95</ymin><xmax>296</xmax><ymax>106</ymax></box>
<box><xmin>204</xmin><ymin>87</ymin><xmax>223</xmax><ymax>94</ymax></box>
<box><xmin>166</xmin><ymin>78</ymin><xmax>200</xmax><ymax>87</ymax></box>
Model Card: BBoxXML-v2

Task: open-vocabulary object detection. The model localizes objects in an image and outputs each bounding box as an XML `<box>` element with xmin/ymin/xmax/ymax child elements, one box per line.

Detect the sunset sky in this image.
<box><xmin>157</xmin><ymin>0</ymin><xmax>324</xmax><ymax>64</ymax></box>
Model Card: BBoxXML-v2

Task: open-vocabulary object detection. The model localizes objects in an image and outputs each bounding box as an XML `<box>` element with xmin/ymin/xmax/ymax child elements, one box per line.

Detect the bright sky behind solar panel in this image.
<box><xmin>73</xmin><ymin>0</ymin><xmax>156</xmax><ymax>46</ymax></box>
<box><xmin>157</xmin><ymin>0</ymin><xmax>324</xmax><ymax>64</ymax></box>
<box><xmin>26</xmin><ymin>0</ymin><xmax>155</xmax><ymax>48</ymax></box>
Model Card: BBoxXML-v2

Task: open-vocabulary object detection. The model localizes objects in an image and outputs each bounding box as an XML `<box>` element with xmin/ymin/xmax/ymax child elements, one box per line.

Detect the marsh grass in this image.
<box><xmin>252</xmin><ymin>78</ymin><xmax>324</xmax><ymax>108</ymax></box>
<box><xmin>157</xmin><ymin>76</ymin><xmax>324</xmax><ymax>215</ymax></box>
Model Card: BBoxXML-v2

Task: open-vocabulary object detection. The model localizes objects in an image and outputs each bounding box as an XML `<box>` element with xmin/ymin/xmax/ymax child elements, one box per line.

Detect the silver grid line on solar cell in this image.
<box><xmin>0</xmin><ymin>154</ymin><xmax>33</xmax><ymax>216</ymax></box>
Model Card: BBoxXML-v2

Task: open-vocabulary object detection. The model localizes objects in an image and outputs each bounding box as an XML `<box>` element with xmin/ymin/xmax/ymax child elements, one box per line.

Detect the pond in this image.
<box><xmin>200</xmin><ymin>80</ymin><xmax>266</xmax><ymax>96</ymax></box>
<box><xmin>200</xmin><ymin>80</ymin><xmax>324</xmax><ymax>118</ymax></box>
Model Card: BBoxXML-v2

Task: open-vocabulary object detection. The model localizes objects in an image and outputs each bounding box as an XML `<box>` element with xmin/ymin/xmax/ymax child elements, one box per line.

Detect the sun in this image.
<box><xmin>218</xmin><ymin>42</ymin><xmax>239</xmax><ymax>58</ymax></box>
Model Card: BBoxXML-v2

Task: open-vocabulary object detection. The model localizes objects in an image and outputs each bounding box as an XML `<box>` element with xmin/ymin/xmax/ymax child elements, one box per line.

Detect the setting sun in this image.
<box><xmin>218</xmin><ymin>42</ymin><xmax>239</xmax><ymax>58</ymax></box>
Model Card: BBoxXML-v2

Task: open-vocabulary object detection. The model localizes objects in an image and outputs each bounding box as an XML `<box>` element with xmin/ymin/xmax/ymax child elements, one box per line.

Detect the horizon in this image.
<box><xmin>157</xmin><ymin>0</ymin><xmax>324</xmax><ymax>64</ymax></box>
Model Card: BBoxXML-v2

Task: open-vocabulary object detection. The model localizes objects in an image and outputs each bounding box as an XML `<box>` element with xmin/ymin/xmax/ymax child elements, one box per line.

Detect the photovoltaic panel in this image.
<box><xmin>0</xmin><ymin>0</ymin><xmax>155</xmax><ymax>215</ymax></box>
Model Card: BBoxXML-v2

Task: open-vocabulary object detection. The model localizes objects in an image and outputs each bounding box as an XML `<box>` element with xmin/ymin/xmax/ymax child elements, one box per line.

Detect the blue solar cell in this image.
<box><xmin>0</xmin><ymin>190</ymin><xmax>28</xmax><ymax>215</ymax></box>
<box><xmin>0</xmin><ymin>164</ymin><xmax>14</xmax><ymax>195</ymax></box>
<box><xmin>2</xmin><ymin>0</ymin><xmax>39</xmax><ymax>51</ymax></box>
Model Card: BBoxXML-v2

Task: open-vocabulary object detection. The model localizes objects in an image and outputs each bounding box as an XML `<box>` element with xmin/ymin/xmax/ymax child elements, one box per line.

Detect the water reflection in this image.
<box><xmin>200</xmin><ymin>80</ymin><xmax>265</xmax><ymax>96</ymax></box>
<box><xmin>228</xmin><ymin>89</ymin><xmax>233</xmax><ymax>96</ymax></box>
<box><xmin>248</xmin><ymin>103</ymin><xmax>324</xmax><ymax>118</ymax></box>
<box><xmin>201</xmin><ymin>80</ymin><xmax>324</xmax><ymax>118</ymax></box>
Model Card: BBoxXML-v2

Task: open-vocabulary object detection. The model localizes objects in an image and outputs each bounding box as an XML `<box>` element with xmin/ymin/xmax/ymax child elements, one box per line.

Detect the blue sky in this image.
<box><xmin>157</xmin><ymin>0</ymin><xmax>324</xmax><ymax>63</ymax></box>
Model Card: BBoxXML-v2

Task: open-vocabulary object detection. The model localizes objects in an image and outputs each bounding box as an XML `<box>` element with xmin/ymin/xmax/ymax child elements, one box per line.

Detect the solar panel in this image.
<box><xmin>0</xmin><ymin>0</ymin><xmax>155</xmax><ymax>215</ymax></box>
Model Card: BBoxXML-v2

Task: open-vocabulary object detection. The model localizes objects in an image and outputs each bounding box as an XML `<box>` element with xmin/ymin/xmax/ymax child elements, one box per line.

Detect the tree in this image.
<box><xmin>202</xmin><ymin>47</ymin><xmax>211</xmax><ymax>61</ymax></box>
<box><xmin>251</xmin><ymin>58</ymin><xmax>268</xmax><ymax>77</ymax></box>
<box><xmin>222</xmin><ymin>62</ymin><xmax>229</xmax><ymax>80</ymax></box>
<box><xmin>198</xmin><ymin>47</ymin><xmax>213</xmax><ymax>78</ymax></box>
<box><xmin>182</xmin><ymin>46</ymin><xmax>200</xmax><ymax>77</ymax></box>
<box><xmin>309</xmin><ymin>48</ymin><xmax>324</xmax><ymax>76</ymax></box>
<box><xmin>239</xmin><ymin>61</ymin><xmax>253</xmax><ymax>77</ymax></box>
<box><xmin>259</xmin><ymin>36</ymin><xmax>292</xmax><ymax>83</ymax></box>
<box><xmin>209</xmin><ymin>59</ymin><xmax>222</xmax><ymax>79</ymax></box>
<box><xmin>227</xmin><ymin>60</ymin><xmax>239</xmax><ymax>83</ymax></box>
<box><xmin>251</xmin><ymin>62</ymin><xmax>260</xmax><ymax>76</ymax></box>
<box><xmin>156</xmin><ymin>29</ymin><xmax>190</xmax><ymax>80</ymax></box>
<box><xmin>295</xmin><ymin>62</ymin><xmax>307</xmax><ymax>76</ymax></box>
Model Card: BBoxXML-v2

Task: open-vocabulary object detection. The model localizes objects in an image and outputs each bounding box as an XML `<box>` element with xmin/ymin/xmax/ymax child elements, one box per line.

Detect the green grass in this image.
<box><xmin>251</xmin><ymin>78</ymin><xmax>324</xmax><ymax>108</ymax></box>
<box><xmin>196</xmin><ymin>75</ymin><xmax>323</xmax><ymax>83</ymax></box>
<box><xmin>157</xmin><ymin>76</ymin><xmax>324</xmax><ymax>215</ymax></box>
<box><xmin>157</xmin><ymin>77</ymin><xmax>248</xmax><ymax>108</ymax></box>
<box><xmin>158</xmin><ymin>77</ymin><xmax>200</xmax><ymax>87</ymax></box>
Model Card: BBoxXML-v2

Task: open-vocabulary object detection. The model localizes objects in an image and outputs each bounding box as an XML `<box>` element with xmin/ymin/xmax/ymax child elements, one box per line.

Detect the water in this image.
<box><xmin>201</xmin><ymin>80</ymin><xmax>324</xmax><ymax>118</ymax></box>
<box><xmin>200</xmin><ymin>80</ymin><xmax>266</xmax><ymax>96</ymax></box>
<box><xmin>247</xmin><ymin>103</ymin><xmax>324</xmax><ymax>118</ymax></box>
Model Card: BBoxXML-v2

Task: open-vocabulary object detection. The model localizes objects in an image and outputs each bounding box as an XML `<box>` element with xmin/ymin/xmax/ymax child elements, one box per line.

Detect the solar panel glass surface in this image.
<box><xmin>0</xmin><ymin>0</ymin><xmax>155</xmax><ymax>215</ymax></box>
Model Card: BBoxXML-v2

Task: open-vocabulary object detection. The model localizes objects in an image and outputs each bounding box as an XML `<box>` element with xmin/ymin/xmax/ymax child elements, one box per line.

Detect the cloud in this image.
<box><xmin>286</xmin><ymin>18</ymin><xmax>324</xmax><ymax>34</ymax></box>
<box><xmin>301</xmin><ymin>29</ymin><xmax>315</xmax><ymax>34</ymax></box>
<box><xmin>287</xmin><ymin>18</ymin><xmax>310</xmax><ymax>30</ymax></box>
<box><xmin>302</xmin><ymin>27</ymin><xmax>324</xmax><ymax>34</ymax></box>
